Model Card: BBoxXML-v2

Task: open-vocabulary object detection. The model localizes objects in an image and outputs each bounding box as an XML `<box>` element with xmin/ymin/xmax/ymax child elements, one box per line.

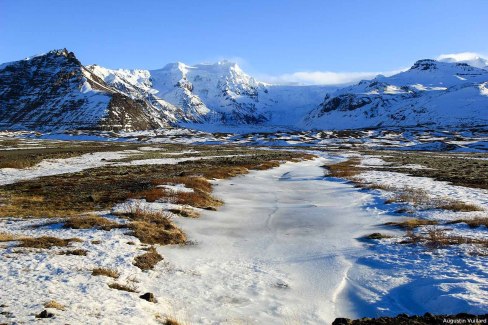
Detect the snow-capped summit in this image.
<box><xmin>437</xmin><ymin>52</ymin><xmax>488</xmax><ymax>69</ymax></box>
<box><xmin>1</xmin><ymin>49</ymin><xmax>487</xmax><ymax>132</ymax></box>
<box><xmin>304</xmin><ymin>58</ymin><xmax>488</xmax><ymax>130</ymax></box>
<box><xmin>92</xmin><ymin>60</ymin><xmax>331</xmax><ymax>127</ymax></box>
<box><xmin>149</xmin><ymin>60</ymin><xmax>266</xmax><ymax>124</ymax></box>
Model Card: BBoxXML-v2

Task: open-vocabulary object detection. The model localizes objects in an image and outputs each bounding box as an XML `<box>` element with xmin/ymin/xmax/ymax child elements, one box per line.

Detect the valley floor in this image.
<box><xmin>0</xmin><ymin>136</ymin><xmax>487</xmax><ymax>324</ymax></box>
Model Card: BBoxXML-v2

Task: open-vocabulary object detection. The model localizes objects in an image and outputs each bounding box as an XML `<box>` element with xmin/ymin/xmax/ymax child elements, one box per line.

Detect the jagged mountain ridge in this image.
<box><xmin>87</xmin><ymin>61</ymin><xmax>331</xmax><ymax>127</ymax></box>
<box><xmin>303</xmin><ymin>59</ymin><xmax>488</xmax><ymax>129</ymax></box>
<box><xmin>1</xmin><ymin>49</ymin><xmax>487</xmax><ymax>132</ymax></box>
<box><xmin>0</xmin><ymin>49</ymin><xmax>184</xmax><ymax>131</ymax></box>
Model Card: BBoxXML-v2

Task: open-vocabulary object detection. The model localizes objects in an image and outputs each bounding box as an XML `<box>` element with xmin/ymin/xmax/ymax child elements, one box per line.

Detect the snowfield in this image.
<box><xmin>1</xmin><ymin>152</ymin><xmax>487</xmax><ymax>324</ymax></box>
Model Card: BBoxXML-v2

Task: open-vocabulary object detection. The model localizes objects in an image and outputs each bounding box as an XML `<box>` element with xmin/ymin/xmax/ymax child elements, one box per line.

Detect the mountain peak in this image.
<box><xmin>437</xmin><ymin>52</ymin><xmax>488</xmax><ymax>69</ymax></box>
<box><xmin>409</xmin><ymin>59</ymin><xmax>439</xmax><ymax>71</ymax></box>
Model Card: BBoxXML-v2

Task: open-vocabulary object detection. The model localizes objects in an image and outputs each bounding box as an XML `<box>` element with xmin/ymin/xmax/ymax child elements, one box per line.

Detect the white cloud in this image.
<box><xmin>437</xmin><ymin>52</ymin><xmax>488</xmax><ymax>69</ymax></box>
<box><xmin>257</xmin><ymin>69</ymin><xmax>405</xmax><ymax>86</ymax></box>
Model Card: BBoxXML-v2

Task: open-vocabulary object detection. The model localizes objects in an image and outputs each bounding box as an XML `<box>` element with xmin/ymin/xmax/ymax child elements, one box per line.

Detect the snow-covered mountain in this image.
<box><xmin>87</xmin><ymin>61</ymin><xmax>331</xmax><ymax>128</ymax></box>
<box><xmin>0</xmin><ymin>49</ymin><xmax>183</xmax><ymax>131</ymax></box>
<box><xmin>438</xmin><ymin>52</ymin><xmax>488</xmax><ymax>69</ymax></box>
<box><xmin>1</xmin><ymin>49</ymin><xmax>487</xmax><ymax>132</ymax></box>
<box><xmin>303</xmin><ymin>59</ymin><xmax>488</xmax><ymax>129</ymax></box>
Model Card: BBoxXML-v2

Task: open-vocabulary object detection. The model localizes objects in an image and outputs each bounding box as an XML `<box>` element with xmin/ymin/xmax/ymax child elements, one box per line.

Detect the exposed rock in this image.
<box><xmin>35</xmin><ymin>310</ymin><xmax>54</xmax><ymax>318</ymax></box>
<box><xmin>0</xmin><ymin>49</ymin><xmax>174</xmax><ymax>132</ymax></box>
<box><xmin>139</xmin><ymin>292</ymin><xmax>157</xmax><ymax>303</ymax></box>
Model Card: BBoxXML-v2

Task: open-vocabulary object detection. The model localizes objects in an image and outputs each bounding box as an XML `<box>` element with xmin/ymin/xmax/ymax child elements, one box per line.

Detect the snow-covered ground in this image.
<box><xmin>153</xmin><ymin>157</ymin><xmax>394</xmax><ymax>324</ymax></box>
<box><xmin>0</xmin><ymin>149</ymin><xmax>250</xmax><ymax>186</ymax></box>
<box><xmin>1</xmin><ymin>150</ymin><xmax>487</xmax><ymax>324</ymax></box>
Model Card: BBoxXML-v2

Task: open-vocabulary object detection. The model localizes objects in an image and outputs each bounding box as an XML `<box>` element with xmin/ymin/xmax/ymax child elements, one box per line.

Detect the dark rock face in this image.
<box><xmin>320</xmin><ymin>94</ymin><xmax>373</xmax><ymax>113</ymax></box>
<box><xmin>411</xmin><ymin>59</ymin><xmax>439</xmax><ymax>71</ymax></box>
<box><xmin>0</xmin><ymin>49</ymin><xmax>168</xmax><ymax>132</ymax></box>
<box><xmin>35</xmin><ymin>310</ymin><xmax>54</xmax><ymax>318</ymax></box>
<box><xmin>332</xmin><ymin>313</ymin><xmax>488</xmax><ymax>325</ymax></box>
<box><xmin>139</xmin><ymin>292</ymin><xmax>157</xmax><ymax>303</ymax></box>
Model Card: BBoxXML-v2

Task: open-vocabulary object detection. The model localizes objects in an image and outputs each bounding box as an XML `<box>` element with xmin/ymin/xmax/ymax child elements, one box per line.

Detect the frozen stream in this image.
<box><xmin>157</xmin><ymin>157</ymin><xmax>393</xmax><ymax>324</ymax></box>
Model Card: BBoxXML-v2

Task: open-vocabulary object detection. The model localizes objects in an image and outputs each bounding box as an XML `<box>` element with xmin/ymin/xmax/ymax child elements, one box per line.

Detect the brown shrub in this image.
<box><xmin>128</xmin><ymin>221</ymin><xmax>186</xmax><ymax>245</ymax></box>
<box><xmin>168</xmin><ymin>207</ymin><xmax>200</xmax><ymax>218</ymax></box>
<box><xmin>58</xmin><ymin>249</ymin><xmax>88</xmax><ymax>256</ymax></box>
<box><xmin>0</xmin><ymin>147</ymin><xmax>309</xmax><ymax>218</ymax></box>
<box><xmin>382</xmin><ymin>187</ymin><xmax>483</xmax><ymax>213</ymax></box>
<box><xmin>365</xmin><ymin>233</ymin><xmax>392</xmax><ymax>240</ymax></box>
<box><xmin>447</xmin><ymin>217</ymin><xmax>488</xmax><ymax>228</ymax></box>
<box><xmin>402</xmin><ymin>227</ymin><xmax>488</xmax><ymax>248</ymax></box>
<box><xmin>120</xmin><ymin>205</ymin><xmax>172</xmax><ymax>225</ymax></box>
<box><xmin>0</xmin><ymin>158</ymin><xmax>36</xmax><ymax>169</ymax></box>
<box><xmin>133</xmin><ymin>246</ymin><xmax>163</xmax><ymax>270</ymax></box>
<box><xmin>63</xmin><ymin>215</ymin><xmax>122</xmax><ymax>231</ymax></box>
<box><xmin>252</xmin><ymin>160</ymin><xmax>281</xmax><ymax>170</ymax></box>
<box><xmin>44</xmin><ymin>300</ymin><xmax>65</xmax><ymax>310</ymax></box>
<box><xmin>108</xmin><ymin>282</ymin><xmax>138</xmax><ymax>293</ymax></box>
<box><xmin>396</xmin><ymin>188</ymin><xmax>430</xmax><ymax>205</ymax></box>
<box><xmin>360</xmin><ymin>183</ymin><xmax>395</xmax><ymax>191</ymax></box>
<box><xmin>325</xmin><ymin>159</ymin><xmax>362</xmax><ymax>179</ymax></box>
<box><xmin>117</xmin><ymin>204</ymin><xmax>186</xmax><ymax>245</ymax></box>
<box><xmin>0</xmin><ymin>232</ymin><xmax>20</xmax><ymax>242</ymax></box>
<box><xmin>92</xmin><ymin>267</ymin><xmax>120</xmax><ymax>278</ymax></box>
<box><xmin>384</xmin><ymin>218</ymin><xmax>438</xmax><ymax>230</ymax></box>
<box><xmin>200</xmin><ymin>166</ymin><xmax>250</xmax><ymax>179</ymax></box>
<box><xmin>174</xmin><ymin>191</ymin><xmax>222</xmax><ymax>210</ymax></box>
<box><xmin>152</xmin><ymin>176</ymin><xmax>212</xmax><ymax>194</ymax></box>
<box><xmin>18</xmin><ymin>236</ymin><xmax>82</xmax><ymax>249</ymax></box>
<box><xmin>437</xmin><ymin>201</ymin><xmax>483</xmax><ymax>212</ymax></box>
<box><xmin>134</xmin><ymin>188</ymin><xmax>169</xmax><ymax>203</ymax></box>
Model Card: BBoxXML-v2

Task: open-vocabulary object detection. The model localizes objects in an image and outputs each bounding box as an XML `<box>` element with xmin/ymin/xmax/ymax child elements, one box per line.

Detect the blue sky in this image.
<box><xmin>1</xmin><ymin>0</ymin><xmax>487</xmax><ymax>84</ymax></box>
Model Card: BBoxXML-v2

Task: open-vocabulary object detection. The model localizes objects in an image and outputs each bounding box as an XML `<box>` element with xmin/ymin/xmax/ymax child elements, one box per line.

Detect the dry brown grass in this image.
<box><xmin>168</xmin><ymin>207</ymin><xmax>200</xmax><ymax>218</ymax></box>
<box><xmin>437</xmin><ymin>201</ymin><xmax>483</xmax><ymax>212</ymax></box>
<box><xmin>152</xmin><ymin>176</ymin><xmax>212</xmax><ymax>193</ymax></box>
<box><xmin>173</xmin><ymin>191</ymin><xmax>223</xmax><ymax>210</ymax></box>
<box><xmin>63</xmin><ymin>215</ymin><xmax>122</xmax><ymax>231</ymax></box>
<box><xmin>118</xmin><ymin>204</ymin><xmax>186</xmax><ymax>245</ymax></box>
<box><xmin>384</xmin><ymin>218</ymin><xmax>438</xmax><ymax>230</ymax></box>
<box><xmin>0</xmin><ymin>192</ymin><xmax>81</xmax><ymax>218</ymax></box>
<box><xmin>132</xmin><ymin>188</ymin><xmax>168</xmax><ymax>203</ymax></box>
<box><xmin>129</xmin><ymin>221</ymin><xmax>186</xmax><ymax>245</ymax></box>
<box><xmin>0</xmin><ymin>232</ymin><xmax>20</xmax><ymax>242</ymax></box>
<box><xmin>447</xmin><ymin>217</ymin><xmax>488</xmax><ymax>228</ymax></box>
<box><xmin>384</xmin><ymin>188</ymin><xmax>430</xmax><ymax>205</ymax></box>
<box><xmin>0</xmin><ymin>140</ymin><xmax>139</xmax><ymax>170</ymax></box>
<box><xmin>251</xmin><ymin>160</ymin><xmax>281</xmax><ymax>170</ymax></box>
<box><xmin>0</xmin><ymin>138</ymin><xmax>21</xmax><ymax>147</ymax></box>
<box><xmin>58</xmin><ymin>249</ymin><xmax>88</xmax><ymax>256</ymax></box>
<box><xmin>402</xmin><ymin>227</ymin><xmax>488</xmax><ymax>248</ymax></box>
<box><xmin>150</xmin><ymin>176</ymin><xmax>223</xmax><ymax>210</ymax></box>
<box><xmin>108</xmin><ymin>282</ymin><xmax>138</xmax><ymax>293</ymax></box>
<box><xmin>202</xmin><ymin>166</ymin><xmax>250</xmax><ymax>179</ymax></box>
<box><xmin>324</xmin><ymin>158</ymin><xmax>362</xmax><ymax>179</ymax></box>
<box><xmin>0</xmin><ymin>148</ymin><xmax>311</xmax><ymax>218</ymax></box>
<box><xmin>357</xmin><ymin>183</ymin><xmax>396</xmax><ymax>191</ymax></box>
<box><xmin>44</xmin><ymin>300</ymin><xmax>65</xmax><ymax>310</ymax></box>
<box><xmin>18</xmin><ymin>236</ymin><xmax>82</xmax><ymax>249</ymax></box>
<box><xmin>92</xmin><ymin>267</ymin><xmax>120</xmax><ymax>278</ymax></box>
<box><xmin>382</xmin><ymin>187</ymin><xmax>482</xmax><ymax>212</ymax></box>
<box><xmin>133</xmin><ymin>246</ymin><xmax>164</xmax><ymax>270</ymax></box>
<box><xmin>0</xmin><ymin>160</ymin><xmax>35</xmax><ymax>169</ymax></box>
